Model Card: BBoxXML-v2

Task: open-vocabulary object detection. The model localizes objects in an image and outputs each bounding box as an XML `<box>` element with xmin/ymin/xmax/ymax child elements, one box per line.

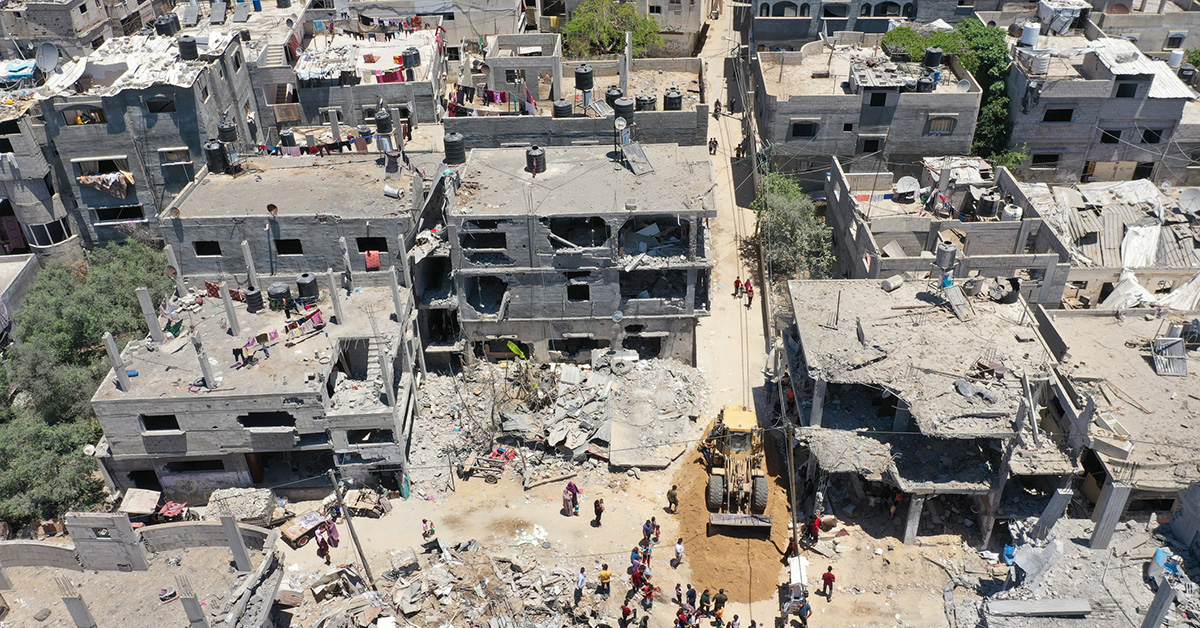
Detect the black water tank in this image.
<box><xmin>574</xmin><ymin>65</ymin><xmax>594</xmax><ymax>91</ymax></box>
<box><xmin>1181</xmin><ymin>63</ymin><xmax>1197</xmax><ymax>84</ymax></box>
<box><xmin>605</xmin><ymin>86</ymin><xmax>623</xmax><ymax>107</ymax></box>
<box><xmin>154</xmin><ymin>13</ymin><xmax>180</xmax><ymax>36</ymax></box>
<box><xmin>526</xmin><ymin>145</ymin><xmax>546</xmax><ymax>174</ymax></box>
<box><xmin>203</xmin><ymin>141</ymin><xmax>228</xmax><ymax>174</ymax></box>
<box><xmin>403</xmin><ymin>47</ymin><xmax>421</xmax><ymax>68</ymax></box>
<box><xmin>444</xmin><ymin>133</ymin><xmax>466</xmax><ymax>164</ymax></box>
<box><xmin>923</xmin><ymin>47</ymin><xmax>943</xmax><ymax>68</ymax></box>
<box><xmin>375</xmin><ymin>109</ymin><xmax>393</xmax><ymax>134</ymax></box>
<box><xmin>279</xmin><ymin>129</ymin><xmax>296</xmax><ymax>147</ymax></box>
<box><xmin>239</xmin><ymin>29</ymin><xmax>251</xmax><ymax>42</ymax></box>
<box><xmin>217</xmin><ymin>121</ymin><xmax>238</xmax><ymax>143</ymax></box>
<box><xmin>178</xmin><ymin>35</ymin><xmax>199</xmax><ymax>61</ymax></box>
<box><xmin>663</xmin><ymin>88</ymin><xmax>683</xmax><ymax>111</ymax></box>
<box><xmin>276</xmin><ymin>0</ymin><xmax>291</xmax><ymax>8</ymax></box>
<box><xmin>553</xmin><ymin>99</ymin><xmax>572</xmax><ymax>118</ymax></box>
<box><xmin>244</xmin><ymin>286</ymin><xmax>264</xmax><ymax>313</ymax></box>
<box><xmin>296</xmin><ymin>273</ymin><xmax>319</xmax><ymax>299</ymax></box>
<box><xmin>635</xmin><ymin>94</ymin><xmax>656</xmax><ymax>111</ymax></box>
<box><xmin>916</xmin><ymin>76</ymin><xmax>935</xmax><ymax>93</ymax></box>
<box><xmin>267</xmin><ymin>282</ymin><xmax>291</xmax><ymax>310</ymax></box>
<box><xmin>613</xmin><ymin>97</ymin><xmax>635</xmax><ymax>121</ymax></box>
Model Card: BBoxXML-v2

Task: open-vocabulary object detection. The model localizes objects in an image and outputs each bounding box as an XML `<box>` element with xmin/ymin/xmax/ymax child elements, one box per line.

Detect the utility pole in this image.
<box><xmin>326</xmin><ymin>468</ymin><xmax>377</xmax><ymax>590</ymax></box>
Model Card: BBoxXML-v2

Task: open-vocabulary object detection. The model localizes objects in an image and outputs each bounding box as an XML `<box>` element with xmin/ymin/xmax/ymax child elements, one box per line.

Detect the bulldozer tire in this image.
<box><xmin>751</xmin><ymin>476</ymin><xmax>769</xmax><ymax>514</ymax></box>
<box><xmin>706</xmin><ymin>475</ymin><xmax>725</xmax><ymax>512</ymax></box>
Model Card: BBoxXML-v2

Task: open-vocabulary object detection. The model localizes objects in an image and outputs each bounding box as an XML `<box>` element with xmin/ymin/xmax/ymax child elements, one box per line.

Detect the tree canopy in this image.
<box><xmin>0</xmin><ymin>240</ymin><xmax>173</xmax><ymax>526</ymax></box>
<box><xmin>563</xmin><ymin>0</ymin><xmax>663</xmax><ymax>56</ymax></box>
<box><xmin>755</xmin><ymin>173</ymin><xmax>835</xmax><ymax>280</ymax></box>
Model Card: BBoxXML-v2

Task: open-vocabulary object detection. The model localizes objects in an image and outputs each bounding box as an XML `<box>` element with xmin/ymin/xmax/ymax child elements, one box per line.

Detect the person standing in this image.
<box><xmin>674</xmin><ymin>538</ymin><xmax>685</xmax><ymax>568</ymax></box>
<box><xmin>642</xmin><ymin>519</ymin><xmax>654</xmax><ymax>542</ymax></box>
<box><xmin>733</xmin><ymin>278</ymin><xmax>742</xmax><ymax>298</ymax></box>
<box><xmin>621</xmin><ymin>604</ymin><xmax>636</xmax><ymax>628</ymax></box>
<box><xmin>563</xmin><ymin>484</ymin><xmax>574</xmax><ymax>516</ymax></box>
<box><xmin>745</xmin><ymin>281</ymin><xmax>754</xmax><ymax>308</ymax></box>
<box><xmin>712</xmin><ymin>589</ymin><xmax>728</xmax><ymax>613</ymax></box>
<box><xmin>686</xmin><ymin>584</ymin><xmax>697</xmax><ymax>608</ymax></box>
<box><xmin>575</xmin><ymin>567</ymin><xmax>587</xmax><ymax>605</ymax></box>
<box><xmin>698</xmin><ymin>589</ymin><xmax>711</xmax><ymax>615</ymax></box>
<box><xmin>797</xmin><ymin>598</ymin><xmax>812</xmax><ymax>628</ymax></box>
<box><xmin>821</xmin><ymin>566</ymin><xmax>836</xmax><ymax>600</ymax></box>
<box><xmin>594</xmin><ymin>498</ymin><xmax>606</xmax><ymax>526</ymax></box>
<box><xmin>729</xmin><ymin>615</ymin><xmax>740</xmax><ymax>628</ymax></box>
<box><xmin>675</xmin><ymin>583</ymin><xmax>683</xmax><ymax>604</ymax></box>
<box><xmin>598</xmin><ymin>563</ymin><xmax>612</xmax><ymax>597</ymax></box>
<box><xmin>421</xmin><ymin>519</ymin><xmax>436</xmax><ymax>540</ymax></box>
<box><xmin>566</xmin><ymin>481</ymin><xmax>582</xmax><ymax>516</ymax></box>
<box><xmin>651</xmin><ymin>517</ymin><xmax>661</xmax><ymax>543</ymax></box>
<box><xmin>666</xmin><ymin>485</ymin><xmax>679</xmax><ymax>513</ymax></box>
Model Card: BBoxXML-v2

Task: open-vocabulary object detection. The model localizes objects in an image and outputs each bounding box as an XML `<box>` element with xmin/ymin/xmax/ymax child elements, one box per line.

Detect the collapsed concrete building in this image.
<box><xmin>427</xmin><ymin>143</ymin><xmax>715</xmax><ymax>365</ymax></box>
<box><xmin>783</xmin><ymin>279</ymin><xmax>1080</xmax><ymax>547</ymax></box>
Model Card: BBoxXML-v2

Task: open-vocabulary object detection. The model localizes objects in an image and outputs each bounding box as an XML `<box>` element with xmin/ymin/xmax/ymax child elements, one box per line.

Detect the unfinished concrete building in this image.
<box><xmin>784</xmin><ymin>279</ymin><xmax>1079</xmax><ymax>547</ymax></box>
<box><xmin>446</xmin><ymin>53</ymin><xmax>708</xmax><ymax>148</ymax></box>
<box><xmin>984</xmin><ymin>5</ymin><xmax>1197</xmax><ymax>183</ymax></box>
<box><xmin>0</xmin><ymin>0</ymin><xmax>114</xmax><ymax>59</ymax></box>
<box><xmin>310</xmin><ymin>0</ymin><xmax>525</xmax><ymax>55</ymax></box>
<box><xmin>482</xmin><ymin>34</ymin><xmax>563</xmax><ymax>103</ymax></box>
<box><xmin>755</xmin><ymin>39</ymin><xmax>980</xmax><ymax>185</ymax></box>
<box><xmin>36</xmin><ymin>32</ymin><xmax>257</xmax><ymax>245</ymax></box>
<box><xmin>751</xmin><ymin>0</ymin><xmax>1007</xmax><ymax>49</ymax></box>
<box><xmin>1033</xmin><ymin>308</ymin><xmax>1200</xmax><ymax>514</ymax></box>
<box><xmin>439</xmin><ymin>144</ymin><xmax>715</xmax><ymax>364</ymax></box>
<box><xmin>824</xmin><ymin>157</ymin><xmax>1072</xmax><ymax>305</ymax></box>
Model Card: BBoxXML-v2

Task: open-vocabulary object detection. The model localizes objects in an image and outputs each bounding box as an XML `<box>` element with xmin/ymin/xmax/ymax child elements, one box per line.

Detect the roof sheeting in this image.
<box><xmin>1091</xmin><ymin>39</ymin><xmax>1198</xmax><ymax>100</ymax></box>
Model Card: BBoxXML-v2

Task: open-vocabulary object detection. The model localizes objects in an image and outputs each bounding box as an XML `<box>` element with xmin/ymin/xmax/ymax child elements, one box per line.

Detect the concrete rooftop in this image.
<box><xmin>93</xmin><ymin>285</ymin><xmax>406</xmax><ymax>404</ymax></box>
<box><xmin>759</xmin><ymin>48</ymin><xmax>965</xmax><ymax>98</ymax></box>
<box><xmin>173</xmin><ymin>0</ymin><xmax>309</xmax><ymax>56</ymax></box>
<box><xmin>789</xmin><ymin>279</ymin><xmax>1058</xmax><ymax>438</ymax></box>
<box><xmin>171</xmin><ymin>156</ymin><xmax>415</xmax><ymax>219</ymax></box>
<box><xmin>453</xmin><ymin>144</ymin><xmax>716</xmax><ymax>217</ymax></box>
<box><xmin>42</xmin><ymin>35</ymin><xmax>210</xmax><ymax>97</ymax></box>
<box><xmin>1048</xmin><ymin>311</ymin><xmax>1200</xmax><ymax>492</ymax></box>
<box><xmin>298</xmin><ymin>29</ymin><xmax>439</xmax><ymax>82</ymax></box>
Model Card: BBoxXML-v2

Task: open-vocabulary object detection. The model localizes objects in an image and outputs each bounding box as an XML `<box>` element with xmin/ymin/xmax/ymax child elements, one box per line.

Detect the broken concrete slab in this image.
<box><xmin>987</xmin><ymin>598</ymin><xmax>1091</xmax><ymax>617</ymax></box>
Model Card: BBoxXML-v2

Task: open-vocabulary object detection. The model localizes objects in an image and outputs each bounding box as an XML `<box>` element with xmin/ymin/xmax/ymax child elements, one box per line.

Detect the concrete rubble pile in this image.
<box><xmin>407</xmin><ymin>356</ymin><xmax>709</xmax><ymax>489</ymax></box>
<box><xmin>202</xmin><ymin>488</ymin><xmax>277</xmax><ymax>527</ymax></box>
<box><xmin>211</xmin><ymin>550</ymin><xmax>285</xmax><ymax>628</ymax></box>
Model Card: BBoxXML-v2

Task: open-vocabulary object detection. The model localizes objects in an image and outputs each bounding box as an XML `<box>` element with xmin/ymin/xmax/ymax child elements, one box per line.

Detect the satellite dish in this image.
<box><xmin>35</xmin><ymin>42</ymin><xmax>59</xmax><ymax>73</ymax></box>
<box><xmin>1179</xmin><ymin>188</ymin><xmax>1200</xmax><ymax>214</ymax></box>
<box><xmin>1159</xmin><ymin>180</ymin><xmax>1173</xmax><ymax>192</ymax></box>
<box><xmin>956</xmin><ymin>79</ymin><xmax>971</xmax><ymax>93</ymax></box>
<box><xmin>614</xmin><ymin>117</ymin><xmax>627</xmax><ymax>130</ymax></box>
<box><xmin>895</xmin><ymin>176</ymin><xmax>920</xmax><ymax>194</ymax></box>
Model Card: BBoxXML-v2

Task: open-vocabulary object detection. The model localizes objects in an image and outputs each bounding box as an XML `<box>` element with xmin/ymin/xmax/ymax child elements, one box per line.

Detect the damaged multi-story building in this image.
<box><xmin>423</xmin><ymin>143</ymin><xmax>715</xmax><ymax>365</ymax></box>
<box><xmin>754</xmin><ymin>39</ymin><xmax>981</xmax><ymax>186</ymax></box>
<box><xmin>783</xmin><ymin>279</ymin><xmax>1081</xmax><ymax>548</ymax></box>
<box><xmin>91</xmin><ymin>155</ymin><xmax>434</xmax><ymax>501</ymax></box>
<box><xmin>0</xmin><ymin>0</ymin><xmax>175</xmax><ymax>59</ymax></box>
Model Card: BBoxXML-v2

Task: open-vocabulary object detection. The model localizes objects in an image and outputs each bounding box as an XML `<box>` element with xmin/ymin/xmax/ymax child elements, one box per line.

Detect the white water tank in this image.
<box><xmin>1019</xmin><ymin>22</ymin><xmax>1040</xmax><ymax>47</ymax></box>
<box><xmin>1169</xmin><ymin>48</ymin><xmax>1185</xmax><ymax>69</ymax></box>
<box><xmin>1001</xmin><ymin>204</ymin><xmax>1022</xmax><ymax>221</ymax></box>
<box><xmin>1031</xmin><ymin>54</ymin><xmax>1051</xmax><ymax>75</ymax></box>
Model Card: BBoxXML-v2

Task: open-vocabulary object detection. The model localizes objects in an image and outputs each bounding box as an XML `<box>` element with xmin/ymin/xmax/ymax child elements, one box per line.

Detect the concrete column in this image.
<box><xmin>339</xmin><ymin>236</ymin><xmax>352</xmax><ymax>278</ymax></box>
<box><xmin>327</xmin><ymin>268</ymin><xmax>345</xmax><ymax>324</ymax></box>
<box><xmin>0</xmin><ymin>562</ymin><xmax>12</xmax><ymax>590</ymax></box>
<box><xmin>892</xmin><ymin>406</ymin><xmax>910</xmax><ymax>432</ymax></box>
<box><xmin>620</xmin><ymin>32</ymin><xmax>632</xmax><ymax>96</ymax></box>
<box><xmin>164</xmin><ymin>244</ymin><xmax>187</xmax><ymax>296</ymax></box>
<box><xmin>221</xmin><ymin>516</ymin><xmax>252</xmax><ymax>572</ymax></box>
<box><xmin>136</xmin><ymin>287</ymin><xmax>164</xmax><ymax>343</ymax></box>
<box><xmin>177</xmin><ymin>576</ymin><xmax>210</xmax><ymax>628</ymax></box>
<box><xmin>103</xmin><ymin>331</ymin><xmax>131</xmax><ymax>391</ymax></box>
<box><xmin>903</xmin><ymin>495</ymin><xmax>925</xmax><ymax>545</ymax></box>
<box><xmin>1139</xmin><ymin>0</ymin><xmax>1148</xmax><ymax>11</ymax></box>
<box><xmin>192</xmin><ymin>337</ymin><xmax>217</xmax><ymax>389</ymax></box>
<box><xmin>1030</xmin><ymin>488</ymin><xmax>1073</xmax><ymax>541</ymax></box>
<box><xmin>1158</xmin><ymin>0</ymin><xmax>1167</xmax><ymax>13</ymax></box>
<box><xmin>378</xmin><ymin>352</ymin><xmax>395</xmax><ymax>406</ymax></box>
<box><xmin>1090</xmin><ymin>481</ymin><xmax>1131</xmax><ymax>549</ymax></box>
<box><xmin>809</xmin><ymin>379</ymin><xmax>826</xmax><ymax>427</ymax></box>
<box><xmin>1141</xmin><ymin>582</ymin><xmax>1176</xmax><ymax>628</ymax></box>
<box><xmin>241</xmin><ymin>240</ymin><xmax>258</xmax><ymax>289</ymax></box>
<box><xmin>389</xmin><ymin>266</ymin><xmax>406</xmax><ymax>324</ymax></box>
<box><xmin>551</xmin><ymin>57</ymin><xmax>562</xmax><ymax>101</ymax></box>
<box><xmin>328</xmin><ymin>113</ymin><xmax>341</xmax><ymax>146</ymax></box>
<box><xmin>220</xmin><ymin>282</ymin><xmax>241</xmax><ymax>336</ymax></box>
<box><xmin>395</xmin><ymin>235</ymin><xmax>412</xmax><ymax>288</ymax></box>
<box><xmin>57</xmin><ymin>578</ymin><xmax>97</xmax><ymax>628</ymax></box>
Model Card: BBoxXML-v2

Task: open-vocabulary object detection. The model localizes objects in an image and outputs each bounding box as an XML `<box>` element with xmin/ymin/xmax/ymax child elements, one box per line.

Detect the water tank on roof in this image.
<box><xmin>663</xmin><ymin>88</ymin><xmax>683</xmax><ymax>110</ymax></box>
<box><xmin>635</xmin><ymin>94</ymin><xmax>656</xmax><ymax>111</ymax></box>
<box><xmin>526</xmin><ymin>145</ymin><xmax>546</xmax><ymax>174</ymax></box>
<box><xmin>296</xmin><ymin>273</ymin><xmax>319</xmax><ymax>300</ymax></box>
<box><xmin>1001</xmin><ymin>204</ymin><xmax>1022</xmax><ymax>221</ymax></box>
<box><xmin>279</xmin><ymin>128</ymin><xmax>296</xmax><ymax>147</ymax></box>
<box><xmin>375</xmin><ymin>109</ymin><xmax>393</xmax><ymax>134</ymax></box>
<box><xmin>1019</xmin><ymin>22</ymin><xmax>1040</xmax><ymax>47</ymax></box>
<box><xmin>276</xmin><ymin>0</ymin><xmax>291</xmax><ymax>8</ymax></box>
<box><xmin>605</xmin><ymin>86</ymin><xmax>623</xmax><ymax>107</ymax></box>
<box><xmin>1180</xmin><ymin>63</ymin><xmax>1197</xmax><ymax>84</ymax></box>
<box><xmin>553</xmin><ymin>99</ymin><xmax>573</xmax><ymax>118</ymax></box>
<box><xmin>1031</xmin><ymin>54</ymin><xmax>1051</xmax><ymax>75</ymax></box>
<box><xmin>923</xmin><ymin>47</ymin><xmax>943</xmax><ymax>68</ymax></box>
<box><xmin>203</xmin><ymin>140</ymin><xmax>228</xmax><ymax>174</ymax></box>
<box><xmin>217</xmin><ymin>121</ymin><xmax>238</xmax><ymax>143</ymax></box>
<box><xmin>935</xmin><ymin>241</ymin><xmax>957</xmax><ymax>270</ymax></box>
<box><xmin>916</xmin><ymin>76</ymin><xmax>935</xmax><ymax>92</ymax></box>
<box><xmin>154</xmin><ymin>13</ymin><xmax>180</xmax><ymax>36</ymax></box>
<box><xmin>444</xmin><ymin>132</ymin><xmax>466</xmax><ymax>164</ymax></box>
<box><xmin>1170</xmin><ymin>49</ymin><xmax>1186</xmax><ymax>69</ymax></box>
<box><xmin>245</xmin><ymin>286</ymin><xmax>264</xmax><ymax>313</ymax></box>
<box><xmin>574</xmin><ymin>65</ymin><xmax>594</xmax><ymax>91</ymax></box>
<box><xmin>403</xmin><ymin>47</ymin><xmax>421</xmax><ymax>68</ymax></box>
<box><xmin>177</xmin><ymin>35</ymin><xmax>199</xmax><ymax>61</ymax></box>
<box><xmin>977</xmin><ymin>192</ymin><xmax>1001</xmax><ymax>217</ymax></box>
<box><xmin>613</xmin><ymin>97</ymin><xmax>635</xmax><ymax>121</ymax></box>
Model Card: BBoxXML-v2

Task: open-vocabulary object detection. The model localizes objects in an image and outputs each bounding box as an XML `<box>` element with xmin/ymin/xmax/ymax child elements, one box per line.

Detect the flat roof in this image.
<box><xmin>453</xmin><ymin>144</ymin><xmax>716</xmax><ymax>217</ymax></box>
<box><xmin>172</xmin><ymin>156</ymin><xmax>423</xmax><ymax>219</ymax></box>
<box><xmin>1049</xmin><ymin>312</ymin><xmax>1200</xmax><ymax>492</ymax></box>
<box><xmin>41</xmin><ymin>35</ymin><xmax>210</xmax><ymax>97</ymax></box>
<box><xmin>174</xmin><ymin>0</ymin><xmax>308</xmax><ymax>55</ymax></box>
<box><xmin>0</xmin><ymin>254</ymin><xmax>35</xmax><ymax>296</ymax></box>
<box><xmin>789</xmin><ymin>279</ymin><xmax>1057</xmax><ymax>438</ymax></box>
<box><xmin>759</xmin><ymin>48</ymin><xmax>967</xmax><ymax>99</ymax></box>
<box><xmin>92</xmin><ymin>285</ymin><xmax>407</xmax><ymax>405</ymax></box>
<box><xmin>297</xmin><ymin>29</ymin><xmax>438</xmax><ymax>81</ymax></box>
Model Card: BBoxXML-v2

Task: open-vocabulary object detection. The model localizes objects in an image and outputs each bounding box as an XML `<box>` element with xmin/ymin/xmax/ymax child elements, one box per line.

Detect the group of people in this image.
<box><xmin>732</xmin><ymin>277</ymin><xmax>755</xmax><ymax>308</ymax></box>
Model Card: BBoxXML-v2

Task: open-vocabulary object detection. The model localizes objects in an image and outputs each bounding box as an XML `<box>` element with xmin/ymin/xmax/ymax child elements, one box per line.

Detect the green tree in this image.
<box><xmin>1186</xmin><ymin>48</ymin><xmax>1200</xmax><ymax>67</ymax></box>
<box><xmin>754</xmin><ymin>173</ymin><xmax>834</xmax><ymax>279</ymax></box>
<box><xmin>563</xmin><ymin>0</ymin><xmax>663</xmax><ymax>56</ymax></box>
<box><xmin>0</xmin><ymin>240</ymin><xmax>172</xmax><ymax>526</ymax></box>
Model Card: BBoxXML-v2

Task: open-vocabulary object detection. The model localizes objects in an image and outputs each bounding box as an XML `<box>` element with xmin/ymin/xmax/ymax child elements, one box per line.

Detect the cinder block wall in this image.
<box><xmin>444</xmin><ymin>109</ymin><xmax>707</xmax><ymax>148</ymax></box>
<box><xmin>139</xmin><ymin>521</ymin><xmax>273</xmax><ymax>553</ymax></box>
<box><xmin>64</xmin><ymin>513</ymin><xmax>149</xmax><ymax>572</ymax></box>
<box><xmin>0</xmin><ymin>541</ymin><xmax>82</xmax><ymax>570</ymax></box>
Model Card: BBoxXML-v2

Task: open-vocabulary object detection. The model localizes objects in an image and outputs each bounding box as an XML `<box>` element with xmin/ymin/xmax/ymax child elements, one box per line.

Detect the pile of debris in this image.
<box><xmin>202</xmin><ymin>488</ymin><xmax>278</xmax><ymax>527</ymax></box>
<box><xmin>407</xmin><ymin>356</ymin><xmax>710</xmax><ymax>489</ymax></box>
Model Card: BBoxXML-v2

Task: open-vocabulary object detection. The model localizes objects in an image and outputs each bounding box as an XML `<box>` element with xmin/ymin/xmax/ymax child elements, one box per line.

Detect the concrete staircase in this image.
<box><xmin>261</xmin><ymin>44</ymin><xmax>287</xmax><ymax>67</ymax></box>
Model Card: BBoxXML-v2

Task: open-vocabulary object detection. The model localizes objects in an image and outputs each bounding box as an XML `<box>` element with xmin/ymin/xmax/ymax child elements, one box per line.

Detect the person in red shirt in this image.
<box><xmin>821</xmin><ymin>566</ymin><xmax>836</xmax><ymax>600</ymax></box>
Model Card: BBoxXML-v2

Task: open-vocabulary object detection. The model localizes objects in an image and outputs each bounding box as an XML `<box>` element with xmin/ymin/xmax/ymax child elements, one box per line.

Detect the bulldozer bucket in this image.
<box><xmin>709</xmin><ymin>513</ymin><xmax>772</xmax><ymax>527</ymax></box>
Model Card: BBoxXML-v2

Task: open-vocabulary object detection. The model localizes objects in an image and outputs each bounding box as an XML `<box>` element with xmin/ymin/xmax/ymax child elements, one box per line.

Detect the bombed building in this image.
<box><xmin>430</xmin><ymin>143</ymin><xmax>715</xmax><ymax>365</ymax></box>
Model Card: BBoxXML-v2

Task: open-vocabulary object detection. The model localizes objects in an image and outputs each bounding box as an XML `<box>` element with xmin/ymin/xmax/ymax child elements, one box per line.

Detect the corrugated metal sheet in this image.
<box><xmin>1152</xmin><ymin>337</ymin><xmax>1187</xmax><ymax>377</ymax></box>
<box><xmin>1091</xmin><ymin>39</ymin><xmax>1198</xmax><ymax>100</ymax></box>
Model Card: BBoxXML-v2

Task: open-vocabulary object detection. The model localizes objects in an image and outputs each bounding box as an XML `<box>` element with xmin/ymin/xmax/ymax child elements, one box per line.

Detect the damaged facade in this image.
<box><xmin>431</xmin><ymin>143</ymin><xmax>715</xmax><ymax>365</ymax></box>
